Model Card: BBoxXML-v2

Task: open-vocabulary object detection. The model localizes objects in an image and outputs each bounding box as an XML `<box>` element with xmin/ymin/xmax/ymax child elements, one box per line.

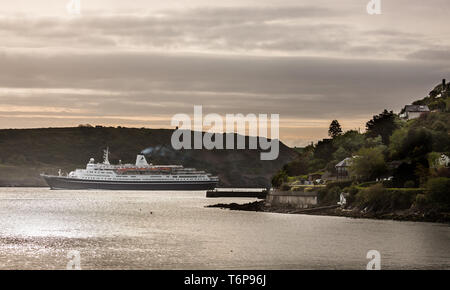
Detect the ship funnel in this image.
<box><xmin>136</xmin><ymin>154</ymin><xmax>149</xmax><ymax>167</ymax></box>
<box><xmin>103</xmin><ymin>147</ymin><xmax>110</xmax><ymax>165</ymax></box>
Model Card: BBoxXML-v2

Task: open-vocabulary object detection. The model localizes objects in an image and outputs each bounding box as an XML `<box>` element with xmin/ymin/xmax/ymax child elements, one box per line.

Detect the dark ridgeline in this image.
<box><xmin>0</xmin><ymin>127</ymin><xmax>297</xmax><ymax>187</ymax></box>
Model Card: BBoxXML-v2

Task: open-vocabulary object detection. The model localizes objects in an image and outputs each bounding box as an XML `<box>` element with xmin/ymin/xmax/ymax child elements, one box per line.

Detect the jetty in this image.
<box><xmin>206</xmin><ymin>188</ymin><xmax>268</xmax><ymax>199</ymax></box>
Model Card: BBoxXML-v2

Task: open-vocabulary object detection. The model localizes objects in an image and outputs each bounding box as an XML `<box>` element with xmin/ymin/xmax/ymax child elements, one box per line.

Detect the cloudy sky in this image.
<box><xmin>0</xmin><ymin>0</ymin><xmax>449</xmax><ymax>146</ymax></box>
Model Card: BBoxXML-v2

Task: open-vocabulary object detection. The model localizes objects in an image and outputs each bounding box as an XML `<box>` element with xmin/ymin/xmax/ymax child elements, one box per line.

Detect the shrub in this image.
<box><xmin>404</xmin><ymin>180</ymin><xmax>415</xmax><ymax>188</ymax></box>
<box><xmin>343</xmin><ymin>186</ymin><xmax>359</xmax><ymax>205</ymax></box>
<box><xmin>414</xmin><ymin>194</ymin><xmax>429</xmax><ymax>208</ymax></box>
<box><xmin>381</xmin><ymin>180</ymin><xmax>393</xmax><ymax>188</ymax></box>
<box><xmin>386</xmin><ymin>188</ymin><xmax>422</xmax><ymax>210</ymax></box>
<box><xmin>319</xmin><ymin>186</ymin><xmax>341</xmax><ymax>205</ymax></box>
<box><xmin>271</xmin><ymin>170</ymin><xmax>288</xmax><ymax>188</ymax></box>
<box><xmin>317</xmin><ymin>188</ymin><xmax>328</xmax><ymax>203</ymax></box>
<box><xmin>326</xmin><ymin>180</ymin><xmax>353</xmax><ymax>190</ymax></box>
<box><xmin>358</xmin><ymin>181</ymin><xmax>378</xmax><ymax>188</ymax></box>
<box><xmin>356</xmin><ymin>184</ymin><xmax>386</xmax><ymax>211</ymax></box>
<box><xmin>280</xmin><ymin>183</ymin><xmax>291</xmax><ymax>191</ymax></box>
<box><xmin>343</xmin><ymin>186</ymin><xmax>359</xmax><ymax>195</ymax></box>
<box><xmin>356</xmin><ymin>184</ymin><xmax>421</xmax><ymax>212</ymax></box>
<box><xmin>349</xmin><ymin>146</ymin><xmax>387</xmax><ymax>180</ymax></box>
<box><xmin>432</xmin><ymin>121</ymin><xmax>446</xmax><ymax>132</ymax></box>
<box><xmin>435</xmin><ymin>167</ymin><xmax>450</xmax><ymax>178</ymax></box>
<box><xmin>426</xmin><ymin>177</ymin><xmax>450</xmax><ymax>208</ymax></box>
<box><xmin>283</xmin><ymin>158</ymin><xmax>309</xmax><ymax>176</ymax></box>
<box><xmin>402</xmin><ymin>128</ymin><xmax>433</xmax><ymax>159</ymax></box>
<box><xmin>392</xmin><ymin>162</ymin><xmax>417</xmax><ymax>188</ymax></box>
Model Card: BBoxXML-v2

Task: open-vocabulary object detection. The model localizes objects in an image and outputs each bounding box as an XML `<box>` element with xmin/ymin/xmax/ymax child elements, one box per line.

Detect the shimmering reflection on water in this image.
<box><xmin>0</xmin><ymin>188</ymin><xmax>449</xmax><ymax>269</ymax></box>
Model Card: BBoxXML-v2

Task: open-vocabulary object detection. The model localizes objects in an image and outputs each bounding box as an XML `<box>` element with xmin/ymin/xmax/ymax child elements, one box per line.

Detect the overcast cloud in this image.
<box><xmin>0</xmin><ymin>0</ymin><xmax>449</xmax><ymax>146</ymax></box>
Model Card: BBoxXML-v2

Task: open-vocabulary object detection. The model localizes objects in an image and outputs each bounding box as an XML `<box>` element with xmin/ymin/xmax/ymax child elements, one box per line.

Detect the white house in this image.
<box><xmin>438</xmin><ymin>154</ymin><xmax>450</xmax><ymax>167</ymax></box>
<box><xmin>400</xmin><ymin>105</ymin><xmax>430</xmax><ymax>120</ymax></box>
<box><xmin>335</xmin><ymin>157</ymin><xmax>357</xmax><ymax>180</ymax></box>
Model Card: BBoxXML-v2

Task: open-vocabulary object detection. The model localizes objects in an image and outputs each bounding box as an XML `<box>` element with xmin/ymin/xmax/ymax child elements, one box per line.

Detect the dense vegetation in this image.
<box><xmin>0</xmin><ymin>126</ymin><xmax>297</xmax><ymax>187</ymax></box>
<box><xmin>273</xmin><ymin>81</ymin><xmax>450</xmax><ymax>214</ymax></box>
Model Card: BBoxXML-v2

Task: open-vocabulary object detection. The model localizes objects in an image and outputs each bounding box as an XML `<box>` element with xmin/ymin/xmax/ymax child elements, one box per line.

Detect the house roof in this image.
<box><xmin>404</xmin><ymin>105</ymin><xmax>430</xmax><ymax>112</ymax></box>
<box><xmin>335</xmin><ymin>157</ymin><xmax>353</xmax><ymax>168</ymax></box>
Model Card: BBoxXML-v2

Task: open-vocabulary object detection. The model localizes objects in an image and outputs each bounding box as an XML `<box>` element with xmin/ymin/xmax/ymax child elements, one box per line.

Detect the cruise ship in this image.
<box><xmin>41</xmin><ymin>148</ymin><xmax>219</xmax><ymax>190</ymax></box>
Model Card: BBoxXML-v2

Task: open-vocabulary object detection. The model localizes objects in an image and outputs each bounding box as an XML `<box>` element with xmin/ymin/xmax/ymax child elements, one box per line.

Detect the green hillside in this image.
<box><xmin>0</xmin><ymin>126</ymin><xmax>297</xmax><ymax>187</ymax></box>
<box><xmin>271</xmin><ymin>80</ymin><xmax>450</xmax><ymax>218</ymax></box>
<box><xmin>409</xmin><ymin>80</ymin><xmax>450</xmax><ymax>112</ymax></box>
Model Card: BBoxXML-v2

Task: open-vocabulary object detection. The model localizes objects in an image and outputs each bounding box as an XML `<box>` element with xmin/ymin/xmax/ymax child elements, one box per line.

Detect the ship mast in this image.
<box><xmin>103</xmin><ymin>147</ymin><xmax>110</xmax><ymax>165</ymax></box>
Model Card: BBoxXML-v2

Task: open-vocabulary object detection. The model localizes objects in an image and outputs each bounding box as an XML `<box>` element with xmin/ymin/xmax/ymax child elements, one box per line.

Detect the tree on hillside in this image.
<box><xmin>328</xmin><ymin>120</ymin><xmax>343</xmax><ymax>138</ymax></box>
<box><xmin>282</xmin><ymin>156</ymin><xmax>309</xmax><ymax>176</ymax></box>
<box><xmin>366</xmin><ymin>110</ymin><xmax>398</xmax><ymax>145</ymax></box>
<box><xmin>427</xmin><ymin>177</ymin><xmax>450</xmax><ymax>209</ymax></box>
<box><xmin>389</xmin><ymin>127</ymin><xmax>408</xmax><ymax>159</ymax></box>
<box><xmin>271</xmin><ymin>170</ymin><xmax>288</xmax><ymax>188</ymax></box>
<box><xmin>349</xmin><ymin>146</ymin><xmax>387</xmax><ymax>181</ymax></box>
<box><xmin>332</xmin><ymin>130</ymin><xmax>365</xmax><ymax>159</ymax></box>
<box><xmin>313</xmin><ymin>138</ymin><xmax>334</xmax><ymax>161</ymax></box>
<box><xmin>402</xmin><ymin>127</ymin><xmax>433</xmax><ymax>159</ymax></box>
<box><xmin>332</xmin><ymin>146</ymin><xmax>349</xmax><ymax>162</ymax></box>
<box><xmin>365</xmin><ymin>136</ymin><xmax>383</xmax><ymax>148</ymax></box>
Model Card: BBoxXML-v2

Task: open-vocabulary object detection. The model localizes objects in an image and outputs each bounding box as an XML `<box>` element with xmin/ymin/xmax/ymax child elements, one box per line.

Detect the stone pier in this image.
<box><xmin>266</xmin><ymin>190</ymin><xmax>318</xmax><ymax>208</ymax></box>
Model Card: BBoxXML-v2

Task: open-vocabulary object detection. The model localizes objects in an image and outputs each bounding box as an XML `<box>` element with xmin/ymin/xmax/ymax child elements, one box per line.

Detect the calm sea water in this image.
<box><xmin>0</xmin><ymin>188</ymin><xmax>448</xmax><ymax>270</ymax></box>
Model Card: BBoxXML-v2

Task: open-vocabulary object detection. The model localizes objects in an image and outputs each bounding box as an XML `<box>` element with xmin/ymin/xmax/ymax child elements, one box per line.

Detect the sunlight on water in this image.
<box><xmin>0</xmin><ymin>188</ymin><xmax>449</xmax><ymax>270</ymax></box>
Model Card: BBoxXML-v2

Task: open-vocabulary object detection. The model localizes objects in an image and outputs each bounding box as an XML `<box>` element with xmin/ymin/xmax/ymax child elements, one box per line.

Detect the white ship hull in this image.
<box><xmin>41</xmin><ymin>149</ymin><xmax>219</xmax><ymax>191</ymax></box>
<box><xmin>42</xmin><ymin>175</ymin><xmax>218</xmax><ymax>190</ymax></box>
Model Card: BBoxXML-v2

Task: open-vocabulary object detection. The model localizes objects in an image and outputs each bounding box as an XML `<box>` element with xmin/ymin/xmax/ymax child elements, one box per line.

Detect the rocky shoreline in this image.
<box><xmin>207</xmin><ymin>201</ymin><xmax>450</xmax><ymax>224</ymax></box>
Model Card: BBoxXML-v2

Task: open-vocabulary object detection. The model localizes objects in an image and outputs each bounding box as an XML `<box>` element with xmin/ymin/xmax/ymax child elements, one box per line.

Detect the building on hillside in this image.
<box><xmin>432</xmin><ymin>79</ymin><xmax>448</xmax><ymax>98</ymax></box>
<box><xmin>399</xmin><ymin>105</ymin><xmax>430</xmax><ymax>120</ymax></box>
<box><xmin>308</xmin><ymin>173</ymin><xmax>323</xmax><ymax>183</ymax></box>
<box><xmin>335</xmin><ymin>157</ymin><xmax>354</xmax><ymax>180</ymax></box>
<box><xmin>439</xmin><ymin>154</ymin><xmax>450</xmax><ymax>167</ymax></box>
<box><xmin>439</xmin><ymin>79</ymin><xmax>447</xmax><ymax>97</ymax></box>
<box><xmin>430</xmin><ymin>153</ymin><xmax>450</xmax><ymax>168</ymax></box>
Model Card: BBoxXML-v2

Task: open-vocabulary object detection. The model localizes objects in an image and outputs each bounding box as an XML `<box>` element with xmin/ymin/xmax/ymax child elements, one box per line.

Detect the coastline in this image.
<box><xmin>0</xmin><ymin>185</ymin><xmax>47</xmax><ymax>188</ymax></box>
<box><xmin>207</xmin><ymin>201</ymin><xmax>450</xmax><ymax>224</ymax></box>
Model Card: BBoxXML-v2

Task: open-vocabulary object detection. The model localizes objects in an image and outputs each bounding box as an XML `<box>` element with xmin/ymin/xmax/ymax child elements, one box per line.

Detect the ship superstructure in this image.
<box><xmin>41</xmin><ymin>148</ymin><xmax>219</xmax><ymax>190</ymax></box>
